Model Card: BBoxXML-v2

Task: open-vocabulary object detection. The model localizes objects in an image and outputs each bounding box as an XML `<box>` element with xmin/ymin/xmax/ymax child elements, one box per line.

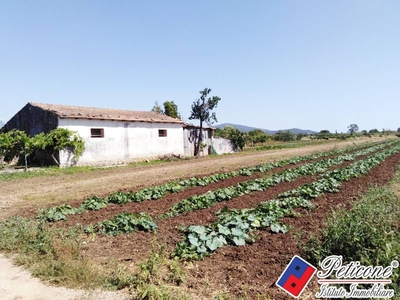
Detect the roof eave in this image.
<box><xmin>59</xmin><ymin>116</ymin><xmax>184</xmax><ymax>124</ymax></box>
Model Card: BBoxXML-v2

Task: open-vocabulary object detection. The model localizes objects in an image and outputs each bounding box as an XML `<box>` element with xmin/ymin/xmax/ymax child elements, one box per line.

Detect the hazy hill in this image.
<box><xmin>215</xmin><ymin>123</ymin><xmax>317</xmax><ymax>135</ymax></box>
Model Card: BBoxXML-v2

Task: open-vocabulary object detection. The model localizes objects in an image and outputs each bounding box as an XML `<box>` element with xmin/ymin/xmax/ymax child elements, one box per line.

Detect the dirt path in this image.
<box><xmin>0</xmin><ymin>254</ymin><xmax>130</xmax><ymax>300</ymax></box>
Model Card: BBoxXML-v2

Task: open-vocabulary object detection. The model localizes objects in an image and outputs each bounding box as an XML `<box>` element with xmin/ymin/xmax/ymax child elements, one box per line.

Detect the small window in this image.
<box><xmin>91</xmin><ymin>128</ymin><xmax>104</xmax><ymax>138</ymax></box>
<box><xmin>158</xmin><ymin>129</ymin><xmax>167</xmax><ymax>137</ymax></box>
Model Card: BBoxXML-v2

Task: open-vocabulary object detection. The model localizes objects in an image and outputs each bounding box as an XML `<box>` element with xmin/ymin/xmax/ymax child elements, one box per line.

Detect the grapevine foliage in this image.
<box><xmin>0</xmin><ymin>128</ymin><xmax>85</xmax><ymax>166</ymax></box>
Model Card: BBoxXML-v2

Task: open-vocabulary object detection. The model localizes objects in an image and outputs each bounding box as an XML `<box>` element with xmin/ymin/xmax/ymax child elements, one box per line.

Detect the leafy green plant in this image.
<box><xmin>172</xmin><ymin>142</ymin><xmax>400</xmax><ymax>260</ymax></box>
<box><xmin>37</xmin><ymin>204</ymin><xmax>78</xmax><ymax>222</ymax></box>
<box><xmin>45</xmin><ymin>128</ymin><xmax>85</xmax><ymax>165</ymax></box>
<box><xmin>0</xmin><ymin>128</ymin><xmax>85</xmax><ymax>167</ymax></box>
<box><xmin>0</xmin><ymin>130</ymin><xmax>30</xmax><ymax>167</ymax></box>
<box><xmin>86</xmin><ymin>212</ymin><xmax>157</xmax><ymax>236</ymax></box>
<box><xmin>80</xmin><ymin>195</ymin><xmax>109</xmax><ymax>211</ymax></box>
<box><xmin>171</xmin><ymin>196</ymin><xmax>314</xmax><ymax>260</ymax></box>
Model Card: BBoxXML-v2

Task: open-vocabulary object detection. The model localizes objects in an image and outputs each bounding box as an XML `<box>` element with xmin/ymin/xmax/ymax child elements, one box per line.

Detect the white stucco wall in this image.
<box><xmin>58</xmin><ymin>118</ymin><xmax>184</xmax><ymax>166</ymax></box>
<box><xmin>183</xmin><ymin>127</ymin><xmax>213</xmax><ymax>156</ymax></box>
<box><xmin>212</xmin><ymin>137</ymin><xmax>236</xmax><ymax>154</ymax></box>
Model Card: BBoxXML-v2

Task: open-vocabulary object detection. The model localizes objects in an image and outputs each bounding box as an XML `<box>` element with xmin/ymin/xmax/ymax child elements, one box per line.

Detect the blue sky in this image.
<box><xmin>1</xmin><ymin>1</ymin><xmax>399</xmax><ymax>133</ymax></box>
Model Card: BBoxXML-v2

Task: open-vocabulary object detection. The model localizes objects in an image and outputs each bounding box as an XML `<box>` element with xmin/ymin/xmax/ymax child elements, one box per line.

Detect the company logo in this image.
<box><xmin>276</xmin><ymin>255</ymin><xmax>398</xmax><ymax>299</ymax></box>
<box><xmin>315</xmin><ymin>255</ymin><xmax>397</xmax><ymax>299</ymax></box>
<box><xmin>276</xmin><ymin>255</ymin><xmax>317</xmax><ymax>298</ymax></box>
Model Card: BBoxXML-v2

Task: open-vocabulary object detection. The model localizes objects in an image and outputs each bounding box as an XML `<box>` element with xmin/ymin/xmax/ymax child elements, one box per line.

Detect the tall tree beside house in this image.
<box><xmin>163</xmin><ymin>101</ymin><xmax>180</xmax><ymax>119</ymax></box>
<box><xmin>189</xmin><ymin>88</ymin><xmax>221</xmax><ymax>157</ymax></box>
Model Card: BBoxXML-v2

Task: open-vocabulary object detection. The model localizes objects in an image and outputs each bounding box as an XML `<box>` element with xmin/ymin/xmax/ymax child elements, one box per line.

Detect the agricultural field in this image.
<box><xmin>0</xmin><ymin>137</ymin><xmax>399</xmax><ymax>299</ymax></box>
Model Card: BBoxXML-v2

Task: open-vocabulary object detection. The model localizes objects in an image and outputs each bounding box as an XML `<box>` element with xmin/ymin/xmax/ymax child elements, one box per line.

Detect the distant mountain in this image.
<box><xmin>214</xmin><ymin>123</ymin><xmax>317</xmax><ymax>135</ymax></box>
<box><xmin>214</xmin><ymin>123</ymin><xmax>275</xmax><ymax>134</ymax></box>
<box><xmin>288</xmin><ymin>128</ymin><xmax>318</xmax><ymax>134</ymax></box>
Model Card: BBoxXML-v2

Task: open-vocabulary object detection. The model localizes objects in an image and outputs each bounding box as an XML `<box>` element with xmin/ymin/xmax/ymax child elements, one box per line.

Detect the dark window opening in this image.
<box><xmin>91</xmin><ymin>128</ymin><xmax>104</xmax><ymax>138</ymax></box>
<box><xmin>158</xmin><ymin>129</ymin><xmax>167</xmax><ymax>137</ymax></box>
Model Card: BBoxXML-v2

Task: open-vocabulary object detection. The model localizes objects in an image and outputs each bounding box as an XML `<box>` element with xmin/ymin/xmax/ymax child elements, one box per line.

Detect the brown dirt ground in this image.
<box><xmin>0</xmin><ymin>138</ymin><xmax>378</xmax><ymax>221</ymax></box>
<box><xmin>1</xmin><ymin>137</ymin><xmax>399</xmax><ymax>299</ymax></box>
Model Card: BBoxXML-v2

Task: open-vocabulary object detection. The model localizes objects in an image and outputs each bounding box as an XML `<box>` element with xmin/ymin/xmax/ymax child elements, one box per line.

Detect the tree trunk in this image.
<box><xmin>194</xmin><ymin>122</ymin><xmax>203</xmax><ymax>157</ymax></box>
<box><xmin>51</xmin><ymin>152</ymin><xmax>60</xmax><ymax>166</ymax></box>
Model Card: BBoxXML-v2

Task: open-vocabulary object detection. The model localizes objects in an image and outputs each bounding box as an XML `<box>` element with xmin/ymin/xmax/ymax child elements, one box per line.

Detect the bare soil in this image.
<box><xmin>0</xmin><ymin>138</ymin><xmax>375</xmax><ymax>221</ymax></box>
<box><xmin>1</xmin><ymin>137</ymin><xmax>398</xmax><ymax>299</ymax></box>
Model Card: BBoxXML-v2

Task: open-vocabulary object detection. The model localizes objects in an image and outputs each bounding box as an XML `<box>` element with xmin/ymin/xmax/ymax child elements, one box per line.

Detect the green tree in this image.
<box><xmin>348</xmin><ymin>124</ymin><xmax>359</xmax><ymax>134</ymax></box>
<box><xmin>163</xmin><ymin>101</ymin><xmax>180</xmax><ymax>119</ymax></box>
<box><xmin>397</xmin><ymin>127</ymin><xmax>400</xmax><ymax>132</ymax></box>
<box><xmin>296</xmin><ymin>132</ymin><xmax>306</xmax><ymax>140</ymax></box>
<box><xmin>151</xmin><ymin>101</ymin><xmax>163</xmax><ymax>113</ymax></box>
<box><xmin>214</xmin><ymin>128</ymin><xmax>225</xmax><ymax>138</ymax></box>
<box><xmin>313</xmin><ymin>130</ymin><xmax>331</xmax><ymax>140</ymax></box>
<box><xmin>369</xmin><ymin>129</ymin><xmax>379</xmax><ymax>134</ymax></box>
<box><xmin>229</xmin><ymin>128</ymin><xmax>246</xmax><ymax>151</ymax></box>
<box><xmin>189</xmin><ymin>88</ymin><xmax>221</xmax><ymax>156</ymax></box>
<box><xmin>215</xmin><ymin>126</ymin><xmax>235</xmax><ymax>139</ymax></box>
<box><xmin>0</xmin><ymin>130</ymin><xmax>30</xmax><ymax>168</ymax></box>
<box><xmin>274</xmin><ymin>130</ymin><xmax>295</xmax><ymax>142</ymax></box>
<box><xmin>247</xmin><ymin>129</ymin><xmax>268</xmax><ymax>146</ymax></box>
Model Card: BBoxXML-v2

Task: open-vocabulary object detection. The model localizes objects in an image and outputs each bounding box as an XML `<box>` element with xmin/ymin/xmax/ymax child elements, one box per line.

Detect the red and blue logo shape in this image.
<box><xmin>276</xmin><ymin>255</ymin><xmax>317</xmax><ymax>298</ymax></box>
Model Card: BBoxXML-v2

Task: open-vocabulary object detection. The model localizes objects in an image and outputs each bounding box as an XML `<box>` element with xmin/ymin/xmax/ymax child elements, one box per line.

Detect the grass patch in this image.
<box><xmin>0</xmin><ymin>165</ymin><xmax>107</xmax><ymax>181</ymax></box>
<box><xmin>0</xmin><ymin>216</ymin><xmax>111</xmax><ymax>289</ymax></box>
<box><xmin>243</xmin><ymin>139</ymin><xmax>332</xmax><ymax>152</ymax></box>
<box><xmin>300</xmin><ymin>180</ymin><xmax>400</xmax><ymax>296</ymax></box>
<box><xmin>108</xmin><ymin>236</ymin><xmax>189</xmax><ymax>299</ymax></box>
<box><xmin>0</xmin><ymin>217</ymin><xmax>189</xmax><ymax>297</ymax></box>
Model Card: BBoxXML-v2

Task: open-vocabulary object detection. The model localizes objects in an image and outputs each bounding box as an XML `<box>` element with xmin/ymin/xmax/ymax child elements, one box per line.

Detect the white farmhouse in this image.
<box><xmin>4</xmin><ymin>103</ymin><xmax>184</xmax><ymax>166</ymax></box>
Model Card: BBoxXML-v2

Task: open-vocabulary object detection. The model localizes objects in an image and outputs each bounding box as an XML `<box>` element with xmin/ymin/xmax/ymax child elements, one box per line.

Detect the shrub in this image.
<box><xmin>301</xmin><ymin>187</ymin><xmax>400</xmax><ymax>296</ymax></box>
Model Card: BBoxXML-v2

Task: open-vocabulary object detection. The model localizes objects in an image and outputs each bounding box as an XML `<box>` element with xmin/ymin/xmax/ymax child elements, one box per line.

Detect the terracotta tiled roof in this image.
<box><xmin>29</xmin><ymin>102</ymin><xmax>184</xmax><ymax>124</ymax></box>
